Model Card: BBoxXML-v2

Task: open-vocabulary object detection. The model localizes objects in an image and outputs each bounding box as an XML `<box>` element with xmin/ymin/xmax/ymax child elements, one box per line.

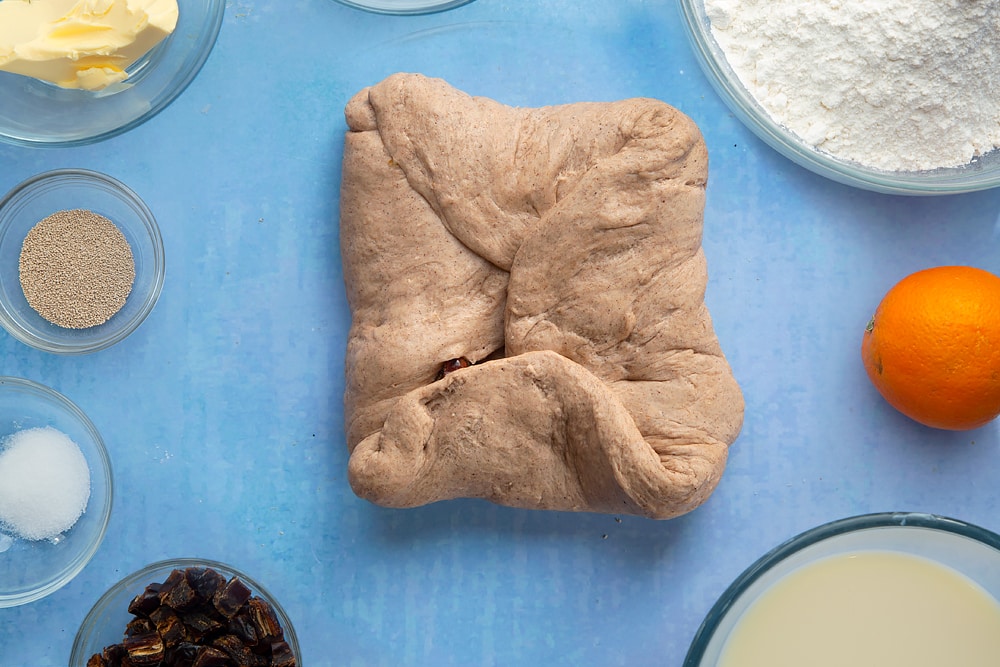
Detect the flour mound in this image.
<box><xmin>706</xmin><ymin>0</ymin><xmax>1000</xmax><ymax>172</ymax></box>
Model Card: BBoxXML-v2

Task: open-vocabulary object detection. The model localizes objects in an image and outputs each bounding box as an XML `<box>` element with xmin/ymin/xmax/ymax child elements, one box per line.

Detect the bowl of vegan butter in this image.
<box><xmin>0</xmin><ymin>0</ymin><xmax>224</xmax><ymax>147</ymax></box>
<box><xmin>684</xmin><ymin>513</ymin><xmax>1000</xmax><ymax>667</ymax></box>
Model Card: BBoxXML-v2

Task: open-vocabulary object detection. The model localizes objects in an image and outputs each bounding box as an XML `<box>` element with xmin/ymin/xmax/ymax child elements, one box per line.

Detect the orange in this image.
<box><xmin>861</xmin><ymin>265</ymin><xmax>1000</xmax><ymax>431</ymax></box>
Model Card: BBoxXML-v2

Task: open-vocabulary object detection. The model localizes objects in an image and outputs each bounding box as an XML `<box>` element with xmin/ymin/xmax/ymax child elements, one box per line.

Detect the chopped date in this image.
<box><xmin>159</xmin><ymin>569</ymin><xmax>200</xmax><ymax>612</ymax></box>
<box><xmin>86</xmin><ymin>566</ymin><xmax>296</xmax><ymax>667</ymax></box>
<box><xmin>213</xmin><ymin>634</ymin><xmax>268</xmax><ymax>667</ymax></box>
<box><xmin>191</xmin><ymin>646</ymin><xmax>230</xmax><ymax>667</ymax></box>
<box><xmin>128</xmin><ymin>583</ymin><xmax>163</xmax><ymax>616</ymax></box>
<box><xmin>270</xmin><ymin>641</ymin><xmax>296</xmax><ymax>667</ymax></box>
<box><xmin>126</xmin><ymin>617</ymin><xmax>156</xmax><ymax>638</ymax></box>
<box><xmin>123</xmin><ymin>630</ymin><xmax>165</xmax><ymax>666</ymax></box>
<box><xmin>150</xmin><ymin>606</ymin><xmax>186</xmax><ymax>646</ymax></box>
<box><xmin>179</xmin><ymin>611</ymin><xmax>222</xmax><ymax>640</ymax></box>
<box><xmin>435</xmin><ymin>356</ymin><xmax>472</xmax><ymax>380</ymax></box>
<box><xmin>213</xmin><ymin>577</ymin><xmax>253</xmax><ymax>618</ymax></box>
<box><xmin>164</xmin><ymin>642</ymin><xmax>200</xmax><ymax>667</ymax></box>
<box><xmin>187</xmin><ymin>567</ymin><xmax>227</xmax><ymax>601</ymax></box>
<box><xmin>247</xmin><ymin>598</ymin><xmax>283</xmax><ymax>643</ymax></box>
<box><xmin>87</xmin><ymin>643</ymin><xmax>128</xmax><ymax>667</ymax></box>
<box><xmin>227</xmin><ymin>613</ymin><xmax>258</xmax><ymax>647</ymax></box>
<box><xmin>104</xmin><ymin>643</ymin><xmax>127</xmax><ymax>665</ymax></box>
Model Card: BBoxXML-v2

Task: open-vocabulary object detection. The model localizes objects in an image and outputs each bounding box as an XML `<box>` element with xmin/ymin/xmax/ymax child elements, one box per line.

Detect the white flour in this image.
<box><xmin>704</xmin><ymin>0</ymin><xmax>1000</xmax><ymax>172</ymax></box>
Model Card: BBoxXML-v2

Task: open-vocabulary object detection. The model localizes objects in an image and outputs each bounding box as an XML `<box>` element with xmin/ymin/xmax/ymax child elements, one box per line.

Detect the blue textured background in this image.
<box><xmin>2</xmin><ymin>1</ymin><xmax>1000</xmax><ymax>665</ymax></box>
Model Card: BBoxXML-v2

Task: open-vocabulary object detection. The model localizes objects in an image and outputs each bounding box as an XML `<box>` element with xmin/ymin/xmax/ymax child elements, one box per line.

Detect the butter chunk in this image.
<box><xmin>0</xmin><ymin>0</ymin><xmax>179</xmax><ymax>91</ymax></box>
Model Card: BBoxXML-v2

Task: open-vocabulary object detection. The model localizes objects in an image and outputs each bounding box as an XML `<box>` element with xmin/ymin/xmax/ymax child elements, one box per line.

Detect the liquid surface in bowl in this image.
<box><xmin>718</xmin><ymin>550</ymin><xmax>1000</xmax><ymax>667</ymax></box>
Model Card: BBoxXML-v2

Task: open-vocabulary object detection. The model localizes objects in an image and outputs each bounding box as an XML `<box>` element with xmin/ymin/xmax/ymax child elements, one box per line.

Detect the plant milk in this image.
<box><xmin>718</xmin><ymin>550</ymin><xmax>1000</xmax><ymax>667</ymax></box>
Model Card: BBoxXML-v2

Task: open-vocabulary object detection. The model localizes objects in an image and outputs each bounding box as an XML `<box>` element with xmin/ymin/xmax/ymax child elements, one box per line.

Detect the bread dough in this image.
<box><xmin>340</xmin><ymin>73</ymin><xmax>743</xmax><ymax>519</ymax></box>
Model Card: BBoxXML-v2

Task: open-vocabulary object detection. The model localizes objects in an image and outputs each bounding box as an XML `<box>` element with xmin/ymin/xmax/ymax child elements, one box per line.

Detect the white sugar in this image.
<box><xmin>0</xmin><ymin>426</ymin><xmax>91</xmax><ymax>541</ymax></box>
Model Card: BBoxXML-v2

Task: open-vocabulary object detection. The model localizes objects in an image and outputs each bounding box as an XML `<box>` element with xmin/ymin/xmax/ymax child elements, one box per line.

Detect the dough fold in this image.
<box><xmin>340</xmin><ymin>73</ymin><xmax>743</xmax><ymax>519</ymax></box>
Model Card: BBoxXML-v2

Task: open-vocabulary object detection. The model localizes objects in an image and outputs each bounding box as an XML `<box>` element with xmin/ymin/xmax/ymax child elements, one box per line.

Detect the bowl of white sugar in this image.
<box><xmin>0</xmin><ymin>169</ymin><xmax>165</xmax><ymax>355</ymax></box>
<box><xmin>0</xmin><ymin>376</ymin><xmax>113</xmax><ymax>608</ymax></box>
<box><xmin>678</xmin><ymin>0</ymin><xmax>1000</xmax><ymax>195</ymax></box>
<box><xmin>684</xmin><ymin>513</ymin><xmax>1000</xmax><ymax>667</ymax></box>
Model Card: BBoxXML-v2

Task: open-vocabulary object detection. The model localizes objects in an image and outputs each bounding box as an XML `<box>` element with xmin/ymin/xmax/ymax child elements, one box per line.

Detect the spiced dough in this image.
<box><xmin>340</xmin><ymin>73</ymin><xmax>744</xmax><ymax>519</ymax></box>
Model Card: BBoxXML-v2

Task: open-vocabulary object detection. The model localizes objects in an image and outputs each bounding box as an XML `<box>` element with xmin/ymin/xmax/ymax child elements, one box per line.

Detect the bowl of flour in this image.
<box><xmin>678</xmin><ymin>0</ymin><xmax>1000</xmax><ymax>194</ymax></box>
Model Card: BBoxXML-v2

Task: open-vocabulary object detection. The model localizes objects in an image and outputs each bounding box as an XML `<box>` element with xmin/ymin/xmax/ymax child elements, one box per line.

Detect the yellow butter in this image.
<box><xmin>0</xmin><ymin>0</ymin><xmax>179</xmax><ymax>91</ymax></box>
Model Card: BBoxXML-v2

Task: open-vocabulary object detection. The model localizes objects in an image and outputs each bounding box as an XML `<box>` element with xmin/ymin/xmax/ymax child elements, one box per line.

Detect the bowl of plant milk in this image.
<box><xmin>684</xmin><ymin>513</ymin><xmax>1000</xmax><ymax>667</ymax></box>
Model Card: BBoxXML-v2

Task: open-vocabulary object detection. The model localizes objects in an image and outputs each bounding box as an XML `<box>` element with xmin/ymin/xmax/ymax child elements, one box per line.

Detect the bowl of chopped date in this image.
<box><xmin>70</xmin><ymin>558</ymin><xmax>300</xmax><ymax>667</ymax></box>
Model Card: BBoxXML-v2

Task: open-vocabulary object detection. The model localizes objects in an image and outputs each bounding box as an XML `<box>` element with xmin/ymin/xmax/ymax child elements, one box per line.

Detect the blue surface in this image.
<box><xmin>2</xmin><ymin>1</ymin><xmax>1000</xmax><ymax>665</ymax></box>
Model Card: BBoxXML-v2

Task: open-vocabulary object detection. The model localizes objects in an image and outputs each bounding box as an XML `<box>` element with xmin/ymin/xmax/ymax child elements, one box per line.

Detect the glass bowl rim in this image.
<box><xmin>0</xmin><ymin>0</ymin><xmax>225</xmax><ymax>149</ymax></box>
<box><xmin>682</xmin><ymin>511</ymin><xmax>1000</xmax><ymax>666</ymax></box>
<box><xmin>332</xmin><ymin>0</ymin><xmax>475</xmax><ymax>15</ymax></box>
<box><xmin>70</xmin><ymin>557</ymin><xmax>302</xmax><ymax>666</ymax></box>
<box><xmin>675</xmin><ymin>0</ymin><xmax>1000</xmax><ymax>196</ymax></box>
<box><xmin>0</xmin><ymin>168</ymin><xmax>166</xmax><ymax>355</ymax></box>
<box><xmin>0</xmin><ymin>375</ymin><xmax>114</xmax><ymax>608</ymax></box>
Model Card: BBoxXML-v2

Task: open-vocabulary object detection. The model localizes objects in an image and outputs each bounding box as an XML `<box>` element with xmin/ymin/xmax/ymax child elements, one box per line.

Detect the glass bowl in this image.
<box><xmin>0</xmin><ymin>377</ymin><xmax>113</xmax><ymax>608</ymax></box>
<box><xmin>684</xmin><ymin>512</ymin><xmax>1000</xmax><ymax>666</ymax></box>
<box><xmin>333</xmin><ymin>0</ymin><xmax>475</xmax><ymax>14</ymax></box>
<box><xmin>70</xmin><ymin>558</ymin><xmax>301</xmax><ymax>667</ymax></box>
<box><xmin>677</xmin><ymin>0</ymin><xmax>1000</xmax><ymax>195</ymax></box>
<box><xmin>0</xmin><ymin>0</ymin><xmax>224</xmax><ymax>148</ymax></box>
<box><xmin>0</xmin><ymin>169</ymin><xmax>165</xmax><ymax>355</ymax></box>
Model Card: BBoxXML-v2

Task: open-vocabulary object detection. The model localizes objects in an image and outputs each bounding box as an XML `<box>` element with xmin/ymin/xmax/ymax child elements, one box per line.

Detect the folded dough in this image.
<box><xmin>340</xmin><ymin>73</ymin><xmax>743</xmax><ymax>519</ymax></box>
